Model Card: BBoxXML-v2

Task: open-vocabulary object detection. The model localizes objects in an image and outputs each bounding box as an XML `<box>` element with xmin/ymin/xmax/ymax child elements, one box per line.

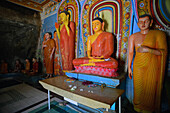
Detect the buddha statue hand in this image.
<box><xmin>55</xmin><ymin>22</ymin><xmax>61</xmax><ymax>39</ymax></box>
<box><xmin>80</xmin><ymin>62</ymin><xmax>95</xmax><ymax>66</ymax></box>
<box><xmin>87</xmin><ymin>55</ymin><xmax>105</xmax><ymax>63</ymax></box>
<box><xmin>137</xmin><ymin>46</ymin><xmax>149</xmax><ymax>53</ymax></box>
<box><xmin>88</xmin><ymin>55</ymin><xmax>104</xmax><ymax>59</ymax></box>
<box><xmin>89</xmin><ymin>58</ymin><xmax>105</xmax><ymax>63</ymax></box>
<box><xmin>55</xmin><ymin>22</ymin><xmax>60</xmax><ymax>29</ymax></box>
<box><xmin>94</xmin><ymin>55</ymin><xmax>104</xmax><ymax>59</ymax></box>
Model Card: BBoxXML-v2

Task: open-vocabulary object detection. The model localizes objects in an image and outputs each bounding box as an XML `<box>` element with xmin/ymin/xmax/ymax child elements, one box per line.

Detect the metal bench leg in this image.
<box><xmin>119</xmin><ymin>97</ymin><xmax>121</xmax><ymax>113</ymax></box>
<box><xmin>48</xmin><ymin>90</ymin><xmax>50</xmax><ymax>110</ymax></box>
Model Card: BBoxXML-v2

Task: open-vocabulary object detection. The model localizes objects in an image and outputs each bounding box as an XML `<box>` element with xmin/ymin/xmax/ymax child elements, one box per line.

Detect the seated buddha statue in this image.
<box><xmin>73</xmin><ymin>17</ymin><xmax>118</xmax><ymax>72</ymax></box>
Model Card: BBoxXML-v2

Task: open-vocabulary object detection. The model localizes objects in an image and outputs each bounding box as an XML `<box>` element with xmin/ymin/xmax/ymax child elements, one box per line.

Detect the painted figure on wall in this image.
<box><xmin>73</xmin><ymin>17</ymin><xmax>118</xmax><ymax>69</ymax></box>
<box><xmin>128</xmin><ymin>14</ymin><xmax>167</xmax><ymax>113</ymax></box>
<box><xmin>55</xmin><ymin>11</ymin><xmax>75</xmax><ymax>71</ymax></box>
<box><xmin>42</xmin><ymin>32</ymin><xmax>55</xmax><ymax>78</ymax></box>
<box><xmin>53</xmin><ymin>30</ymin><xmax>61</xmax><ymax>75</ymax></box>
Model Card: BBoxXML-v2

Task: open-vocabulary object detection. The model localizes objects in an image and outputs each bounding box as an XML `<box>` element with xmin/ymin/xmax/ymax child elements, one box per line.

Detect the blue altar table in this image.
<box><xmin>65</xmin><ymin>72</ymin><xmax>125</xmax><ymax>88</ymax></box>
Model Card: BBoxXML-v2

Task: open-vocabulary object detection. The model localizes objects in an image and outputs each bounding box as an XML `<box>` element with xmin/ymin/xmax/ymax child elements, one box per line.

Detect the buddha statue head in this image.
<box><xmin>92</xmin><ymin>17</ymin><xmax>105</xmax><ymax>33</ymax></box>
<box><xmin>59</xmin><ymin>11</ymin><xmax>70</xmax><ymax>23</ymax></box>
<box><xmin>138</xmin><ymin>14</ymin><xmax>153</xmax><ymax>31</ymax></box>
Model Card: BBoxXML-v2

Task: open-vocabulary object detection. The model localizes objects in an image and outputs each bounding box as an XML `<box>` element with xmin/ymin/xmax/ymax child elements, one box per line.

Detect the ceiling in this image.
<box><xmin>7</xmin><ymin>0</ymin><xmax>61</xmax><ymax>12</ymax></box>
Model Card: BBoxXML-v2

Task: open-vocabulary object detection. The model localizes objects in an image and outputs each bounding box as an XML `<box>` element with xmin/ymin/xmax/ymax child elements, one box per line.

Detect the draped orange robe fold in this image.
<box><xmin>133</xmin><ymin>30</ymin><xmax>167</xmax><ymax>113</ymax></box>
<box><xmin>43</xmin><ymin>39</ymin><xmax>55</xmax><ymax>74</ymax></box>
<box><xmin>54</xmin><ymin>35</ymin><xmax>61</xmax><ymax>75</ymax></box>
<box><xmin>60</xmin><ymin>21</ymin><xmax>75</xmax><ymax>71</ymax></box>
<box><xmin>73</xmin><ymin>32</ymin><xmax>118</xmax><ymax>69</ymax></box>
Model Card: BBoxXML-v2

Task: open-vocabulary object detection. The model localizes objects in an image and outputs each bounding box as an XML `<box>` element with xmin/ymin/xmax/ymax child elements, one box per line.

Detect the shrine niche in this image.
<box><xmin>80</xmin><ymin>0</ymin><xmax>131</xmax><ymax>63</ymax></box>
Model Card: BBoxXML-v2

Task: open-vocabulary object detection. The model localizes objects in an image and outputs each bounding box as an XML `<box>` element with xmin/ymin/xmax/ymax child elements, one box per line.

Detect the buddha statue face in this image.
<box><xmin>138</xmin><ymin>16</ymin><xmax>152</xmax><ymax>31</ymax></box>
<box><xmin>59</xmin><ymin>12</ymin><xmax>69</xmax><ymax>22</ymax></box>
<box><xmin>92</xmin><ymin>20</ymin><xmax>103</xmax><ymax>33</ymax></box>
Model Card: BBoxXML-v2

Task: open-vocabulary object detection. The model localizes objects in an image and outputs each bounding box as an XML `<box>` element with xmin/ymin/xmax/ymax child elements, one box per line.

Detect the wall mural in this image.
<box><xmin>151</xmin><ymin>0</ymin><xmax>170</xmax><ymax>30</ymax></box>
<box><xmin>120</xmin><ymin>0</ymin><xmax>131</xmax><ymax>63</ymax></box>
<box><xmin>37</xmin><ymin>0</ymin><xmax>169</xmax><ymax>72</ymax></box>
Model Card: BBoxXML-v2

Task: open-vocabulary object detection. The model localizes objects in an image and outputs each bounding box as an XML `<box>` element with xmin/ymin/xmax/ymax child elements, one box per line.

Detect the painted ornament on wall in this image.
<box><xmin>120</xmin><ymin>0</ymin><xmax>131</xmax><ymax>62</ymax></box>
<box><xmin>151</xmin><ymin>0</ymin><xmax>170</xmax><ymax>30</ymax></box>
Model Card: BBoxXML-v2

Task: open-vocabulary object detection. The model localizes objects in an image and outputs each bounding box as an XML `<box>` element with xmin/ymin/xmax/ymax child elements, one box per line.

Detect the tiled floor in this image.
<box><xmin>22</xmin><ymin>97</ymin><xmax>79</xmax><ymax>113</ymax></box>
<box><xmin>0</xmin><ymin>83</ymin><xmax>48</xmax><ymax>113</ymax></box>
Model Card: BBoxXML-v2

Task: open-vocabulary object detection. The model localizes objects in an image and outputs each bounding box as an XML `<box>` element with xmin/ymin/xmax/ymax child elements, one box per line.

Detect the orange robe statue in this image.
<box><xmin>73</xmin><ymin>32</ymin><xmax>118</xmax><ymax>69</ymax></box>
<box><xmin>43</xmin><ymin>32</ymin><xmax>55</xmax><ymax>75</ymax></box>
<box><xmin>55</xmin><ymin>11</ymin><xmax>75</xmax><ymax>71</ymax></box>
<box><xmin>60</xmin><ymin>21</ymin><xmax>75</xmax><ymax>70</ymax></box>
<box><xmin>128</xmin><ymin>14</ymin><xmax>167</xmax><ymax>113</ymax></box>
<box><xmin>73</xmin><ymin>17</ymin><xmax>118</xmax><ymax>69</ymax></box>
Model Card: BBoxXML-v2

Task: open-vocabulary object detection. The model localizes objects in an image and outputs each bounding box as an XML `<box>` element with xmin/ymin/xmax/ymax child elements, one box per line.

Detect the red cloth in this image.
<box><xmin>91</xmin><ymin>32</ymin><xmax>114</xmax><ymax>58</ymax></box>
<box><xmin>60</xmin><ymin>21</ymin><xmax>75</xmax><ymax>70</ymax></box>
<box><xmin>73</xmin><ymin>57</ymin><xmax>118</xmax><ymax>69</ymax></box>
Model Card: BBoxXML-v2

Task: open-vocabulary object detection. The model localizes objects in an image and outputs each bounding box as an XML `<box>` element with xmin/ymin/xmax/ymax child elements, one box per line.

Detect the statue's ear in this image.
<box><xmin>150</xmin><ymin>19</ymin><xmax>153</xmax><ymax>27</ymax></box>
<box><xmin>102</xmin><ymin>22</ymin><xmax>105</xmax><ymax>30</ymax></box>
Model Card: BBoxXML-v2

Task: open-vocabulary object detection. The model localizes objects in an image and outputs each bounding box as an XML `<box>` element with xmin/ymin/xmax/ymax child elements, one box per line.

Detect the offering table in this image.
<box><xmin>39</xmin><ymin>76</ymin><xmax>124</xmax><ymax>112</ymax></box>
